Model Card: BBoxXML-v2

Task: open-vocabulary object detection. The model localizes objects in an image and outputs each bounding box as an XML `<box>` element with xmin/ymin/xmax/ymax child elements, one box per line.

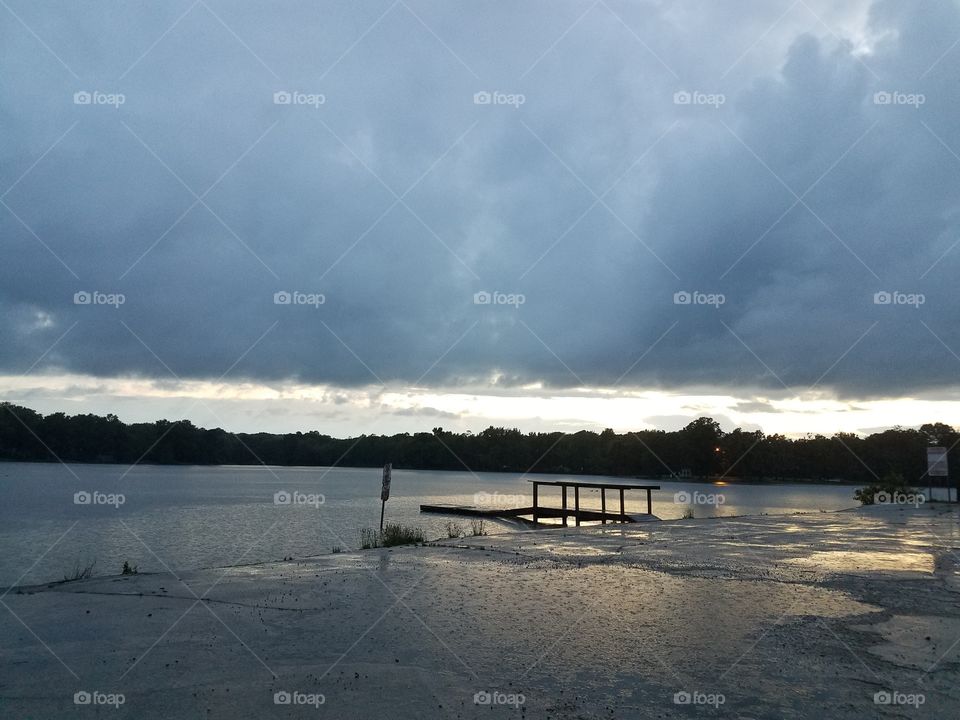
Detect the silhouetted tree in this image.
<box><xmin>0</xmin><ymin>402</ymin><xmax>954</xmax><ymax>486</ymax></box>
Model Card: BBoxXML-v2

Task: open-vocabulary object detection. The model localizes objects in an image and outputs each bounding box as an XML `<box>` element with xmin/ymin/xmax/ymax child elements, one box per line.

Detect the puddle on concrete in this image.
<box><xmin>855</xmin><ymin>615</ymin><xmax>960</xmax><ymax>670</ymax></box>
<box><xmin>534</xmin><ymin>544</ymin><xmax>616</xmax><ymax>557</ymax></box>
<box><xmin>411</xmin><ymin>557</ymin><xmax>883</xmax><ymax>689</ymax></box>
<box><xmin>786</xmin><ymin>550</ymin><xmax>935</xmax><ymax>575</ymax></box>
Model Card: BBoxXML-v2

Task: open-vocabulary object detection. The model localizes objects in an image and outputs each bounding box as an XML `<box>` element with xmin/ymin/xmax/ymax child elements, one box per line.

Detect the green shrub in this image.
<box><xmin>854</xmin><ymin>472</ymin><xmax>919</xmax><ymax>505</ymax></box>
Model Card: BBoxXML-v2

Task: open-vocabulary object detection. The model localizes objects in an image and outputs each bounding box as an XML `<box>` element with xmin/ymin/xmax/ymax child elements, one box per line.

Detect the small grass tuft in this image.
<box><xmin>360</xmin><ymin>528</ymin><xmax>381</xmax><ymax>549</ymax></box>
<box><xmin>445</xmin><ymin>521</ymin><xmax>464</xmax><ymax>539</ymax></box>
<box><xmin>469</xmin><ymin>519</ymin><xmax>487</xmax><ymax>536</ymax></box>
<box><xmin>361</xmin><ymin>524</ymin><xmax>425</xmax><ymax>548</ymax></box>
<box><xmin>381</xmin><ymin>523</ymin><xmax>425</xmax><ymax>547</ymax></box>
<box><xmin>63</xmin><ymin>559</ymin><xmax>96</xmax><ymax>582</ymax></box>
<box><xmin>121</xmin><ymin>561</ymin><xmax>138</xmax><ymax>575</ymax></box>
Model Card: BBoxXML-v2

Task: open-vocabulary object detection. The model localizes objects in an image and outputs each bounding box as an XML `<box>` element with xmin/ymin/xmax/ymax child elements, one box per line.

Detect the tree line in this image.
<box><xmin>0</xmin><ymin>403</ymin><xmax>955</xmax><ymax>484</ymax></box>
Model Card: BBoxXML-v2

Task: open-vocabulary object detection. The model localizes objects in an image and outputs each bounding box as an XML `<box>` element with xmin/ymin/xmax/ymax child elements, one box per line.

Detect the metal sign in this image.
<box><xmin>380</xmin><ymin>463</ymin><xmax>392</xmax><ymax>501</ymax></box>
<box><xmin>927</xmin><ymin>447</ymin><xmax>948</xmax><ymax>477</ymax></box>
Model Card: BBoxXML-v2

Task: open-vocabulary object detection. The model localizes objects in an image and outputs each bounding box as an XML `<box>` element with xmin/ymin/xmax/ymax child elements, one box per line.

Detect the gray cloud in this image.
<box><xmin>3</xmin><ymin>0</ymin><xmax>959</xmax><ymax>401</ymax></box>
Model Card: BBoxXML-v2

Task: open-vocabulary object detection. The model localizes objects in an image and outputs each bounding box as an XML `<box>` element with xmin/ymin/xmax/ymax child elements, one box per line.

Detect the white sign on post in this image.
<box><xmin>927</xmin><ymin>447</ymin><xmax>948</xmax><ymax>477</ymax></box>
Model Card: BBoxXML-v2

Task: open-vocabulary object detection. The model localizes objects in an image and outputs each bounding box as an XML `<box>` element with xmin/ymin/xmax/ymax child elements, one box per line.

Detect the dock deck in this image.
<box><xmin>421</xmin><ymin>479</ymin><xmax>660</xmax><ymax>526</ymax></box>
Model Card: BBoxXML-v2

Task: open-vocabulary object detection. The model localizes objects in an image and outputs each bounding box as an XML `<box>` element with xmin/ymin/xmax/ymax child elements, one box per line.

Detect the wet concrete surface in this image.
<box><xmin>1</xmin><ymin>504</ymin><xmax>958</xmax><ymax>718</ymax></box>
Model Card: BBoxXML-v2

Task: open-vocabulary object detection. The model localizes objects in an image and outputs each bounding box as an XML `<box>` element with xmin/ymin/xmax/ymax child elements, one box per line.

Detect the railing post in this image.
<box><xmin>574</xmin><ymin>485</ymin><xmax>580</xmax><ymax>526</ymax></box>
<box><xmin>647</xmin><ymin>488</ymin><xmax>652</xmax><ymax>515</ymax></box>
<box><xmin>601</xmin><ymin>487</ymin><xmax>606</xmax><ymax>524</ymax></box>
<box><xmin>532</xmin><ymin>482</ymin><xmax>539</xmax><ymax>526</ymax></box>
<box><xmin>619</xmin><ymin>488</ymin><xmax>625</xmax><ymax>522</ymax></box>
<box><xmin>561</xmin><ymin>485</ymin><xmax>568</xmax><ymax>527</ymax></box>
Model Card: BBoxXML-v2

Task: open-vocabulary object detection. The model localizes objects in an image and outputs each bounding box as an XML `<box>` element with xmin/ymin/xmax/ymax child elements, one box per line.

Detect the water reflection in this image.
<box><xmin>0</xmin><ymin>461</ymin><xmax>862</xmax><ymax>585</ymax></box>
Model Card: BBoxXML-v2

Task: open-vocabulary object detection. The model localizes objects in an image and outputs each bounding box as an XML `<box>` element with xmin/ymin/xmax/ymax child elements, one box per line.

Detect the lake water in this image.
<box><xmin>0</xmin><ymin>461</ymin><xmax>861</xmax><ymax>586</ymax></box>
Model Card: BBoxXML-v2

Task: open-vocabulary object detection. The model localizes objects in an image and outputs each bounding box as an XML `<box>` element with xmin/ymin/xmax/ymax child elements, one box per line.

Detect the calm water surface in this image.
<box><xmin>0</xmin><ymin>461</ymin><xmax>861</xmax><ymax>585</ymax></box>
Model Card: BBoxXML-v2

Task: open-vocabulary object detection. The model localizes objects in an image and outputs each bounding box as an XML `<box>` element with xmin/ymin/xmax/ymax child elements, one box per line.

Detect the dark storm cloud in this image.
<box><xmin>2</xmin><ymin>0</ymin><xmax>959</xmax><ymax>398</ymax></box>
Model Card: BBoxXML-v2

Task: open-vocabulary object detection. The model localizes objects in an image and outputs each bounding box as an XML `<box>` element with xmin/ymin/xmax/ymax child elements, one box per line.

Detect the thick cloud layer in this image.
<box><xmin>3</xmin><ymin>0</ymin><xmax>959</xmax><ymax>399</ymax></box>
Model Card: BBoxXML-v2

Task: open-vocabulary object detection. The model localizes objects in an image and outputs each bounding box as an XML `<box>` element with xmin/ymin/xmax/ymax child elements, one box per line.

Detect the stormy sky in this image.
<box><xmin>3</xmin><ymin>0</ymin><xmax>960</xmax><ymax>436</ymax></box>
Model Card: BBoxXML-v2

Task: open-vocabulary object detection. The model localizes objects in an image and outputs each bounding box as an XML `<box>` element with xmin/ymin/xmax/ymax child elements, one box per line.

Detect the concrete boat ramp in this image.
<box><xmin>1</xmin><ymin>504</ymin><xmax>959</xmax><ymax>718</ymax></box>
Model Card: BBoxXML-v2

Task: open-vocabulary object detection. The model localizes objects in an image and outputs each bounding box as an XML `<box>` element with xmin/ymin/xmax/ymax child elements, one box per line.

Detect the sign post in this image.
<box><xmin>379</xmin><ymin>463</ymin><xmax>392</xmax><ymax>531</ymax></box>
<box><xmin>927</xmin><ymin>447</ymin><xmax>949</xmax><ymax>502</ymax></box>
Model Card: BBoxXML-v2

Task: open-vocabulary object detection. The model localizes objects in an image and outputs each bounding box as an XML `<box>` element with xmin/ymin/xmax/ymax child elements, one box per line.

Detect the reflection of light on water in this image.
<box><xmin>526</xmin><ymin>518</ymin><xmax>632</xmax><ymax>529</ymax></box>
<box><xmin>787</xmin><ymin>551</ymin><xmax>935</xmax><ymax>573</ymax></box>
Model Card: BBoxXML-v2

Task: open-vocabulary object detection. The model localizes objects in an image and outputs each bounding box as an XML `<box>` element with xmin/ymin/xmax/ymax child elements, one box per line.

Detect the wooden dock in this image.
<box><xmin>421</xmin><ymin>479</ymin><xmax>660</xmax><ymax>527</ymax></box>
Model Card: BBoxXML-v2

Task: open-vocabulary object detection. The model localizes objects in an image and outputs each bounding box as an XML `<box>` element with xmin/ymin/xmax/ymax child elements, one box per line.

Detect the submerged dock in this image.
<box><xmin>421</xmin><ymin>479</ymin><xmax>661</xmax><ymax>526</ymax></box>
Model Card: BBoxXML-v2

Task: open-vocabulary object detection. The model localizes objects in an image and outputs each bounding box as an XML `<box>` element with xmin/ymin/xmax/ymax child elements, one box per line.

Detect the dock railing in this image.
<box><xmin>530</xmin><ymin>479</ymin><xmax>659</xmax><ymax>526</ymax></box>
<box><xmin>421</xmin><ymin>479</ymin><xmax>660</xmax><ymax>527</ymax></box>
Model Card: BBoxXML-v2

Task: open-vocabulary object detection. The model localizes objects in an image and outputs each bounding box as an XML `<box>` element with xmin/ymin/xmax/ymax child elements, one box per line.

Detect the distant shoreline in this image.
<box><xmin>0</xmin><ymin>457</ymin><xmax>864</xmax><ymax>486</ymax></box>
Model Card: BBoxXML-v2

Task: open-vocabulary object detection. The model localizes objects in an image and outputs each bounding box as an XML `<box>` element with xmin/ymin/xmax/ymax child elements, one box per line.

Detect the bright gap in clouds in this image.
<box><xmin>5</xmin><ymin>374</ymin><xmax>960</xmax><ymax>439</ymax></box>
